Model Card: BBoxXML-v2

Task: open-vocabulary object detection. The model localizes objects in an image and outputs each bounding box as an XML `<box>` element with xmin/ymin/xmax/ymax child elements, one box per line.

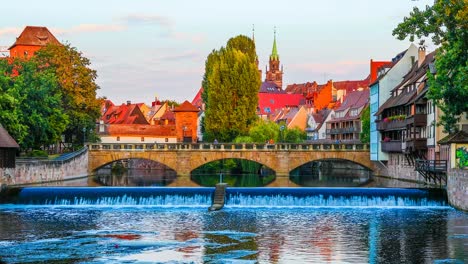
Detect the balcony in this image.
<box><xmin>381</xmin><ymin>140</ymin><xmax>402</xmax><ymax>153</ymax></box>
<box><xmin>405</xmin><ymin>138</ymin><xmax>427</xmax><ymax>151</ymax></box>
<box><xmin>415</xmin><ymin>159</ymin><xmax>447</xmax><ymax>185</ymax></box>
<box><xmin>376</xmin><ymin>120</ymin><xmax>406</xmax><ymax>131</ymax></box>
<box><xmin>326</xmin><ymin>127</ymin><xmax>361</xmax><ymax>134</ymax></box>
<box><xmin>406</xmin><ymin>113</ymin><xmax>427</xmax><ymax>127</ymax></box>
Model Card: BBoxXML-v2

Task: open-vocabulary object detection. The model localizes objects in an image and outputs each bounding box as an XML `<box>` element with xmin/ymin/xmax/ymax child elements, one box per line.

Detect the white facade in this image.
<box><xmin>319</xmin><ymin>110</ymin><xmax>334</xmax><ymax>140</ymax></box>
<box><xmin>370</xmin><ymin>44</ymin><xmax>418</xmax><ymax>161</ymax></box>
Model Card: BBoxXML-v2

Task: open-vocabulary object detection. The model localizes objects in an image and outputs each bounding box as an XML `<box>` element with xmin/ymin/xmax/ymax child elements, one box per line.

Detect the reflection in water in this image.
<box><xmin>0</xmin><ymin>207</ymin><xmax>466</xmax><ymax>263</ymax></box>
<box><xmin>93</xmin><ymin>159</ymin><xmax>177</xmax><ymax>186</ymax></box>
<box><xmin>191</xmin><ymin>159</ymin><xmax>276</xmax><ymax>187</ymax></box>
<box><xmin>290</xmin><ymin>159</ymin><xmax>372</xmax><ymax>187</ymax></box>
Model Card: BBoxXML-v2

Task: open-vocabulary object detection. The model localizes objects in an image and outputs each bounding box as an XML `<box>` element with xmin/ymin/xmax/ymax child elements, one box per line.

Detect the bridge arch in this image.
<box><xmin>87</xmin><ymin>143</ymin><xmax>373</xmax><ymax>186</ymax></box>
<box><xmin>88</xmin><ymin>152</ymin><xmax>179</xmax><ymax>173</ymax></box>
<box><xmin>190</xmin><ymin>157</ymin><xmax>276</xmax><ymax>187</ymax></box>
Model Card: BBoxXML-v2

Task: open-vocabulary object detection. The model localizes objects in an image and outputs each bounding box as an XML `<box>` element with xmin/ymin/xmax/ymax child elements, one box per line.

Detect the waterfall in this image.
<box><xmin>0</xmin><ymin>187</ymin><xmax>448</xmax><ymax>208</ymax></box>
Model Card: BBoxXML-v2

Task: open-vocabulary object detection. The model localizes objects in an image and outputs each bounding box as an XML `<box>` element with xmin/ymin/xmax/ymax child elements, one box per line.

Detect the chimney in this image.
<box><xmin>126</xmin><ymin>100</ymin><xmax>131</xmax><ymax>105</ymax></box>
<box><xmin>418</xmin><ymin>46</ymin><xmax>426</xmax><ymax>67</ymax></box>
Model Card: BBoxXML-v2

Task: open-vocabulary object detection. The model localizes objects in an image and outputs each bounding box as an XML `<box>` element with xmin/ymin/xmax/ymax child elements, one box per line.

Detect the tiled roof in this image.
<box><xmin>191</xmin><ymin>87</ymin><xmax>203</xmax><ymax>108</ymax></box>
<box><xmin>285</xmin><ymin>81</ymin><xmax>319</xmax><ymax>94</ymax></box>
<box><xmin>101</xmin><ymin>103</ymin><xmax>149</xmax><ymax>125</ymax></box>
<box><xmin>329</xmin><ymin>90</ymin><xmax>369</xmax><ymax>122</ymax></box>
<box><xmin>333</xmin><ymin>78</ymin><xmax>370</xmax><ymax>93</ymax></box>
<box><xmin>438</xmin><ymin>130</ymin><xmax>468</xmax><ymax>144</ymax></box>
<box><xmin>160</xmin><ymin>109</ymin><xmax>175</xmax><ymax>120</ymax></box>
<box><xmin>259</xmin><ymin>81</ymin><xmax>284</xmax><ymax>93</ymax></box>
<box><xmin>104</xmin><ymin>124</ymin><xmax>176</xmax><ymax>137</ymax></box>
<box><xmin>335</xmin><ymin>89</ymin><xmax>369</xmax><ymax>112</ymax></box>
<box><xmin>376</xmin><ymin>51</ymin><xmax>436</xmax><ymax>116</ymax></box>
<box><xmin>9</xmin><ymin>26</ymin><xmax>60</xmax><ymax>50</ymax></box>
<box><xmin>391</xmin><ymin>51</ymin><xmax>435</xmax><ymax>93</ymax></box>
<box><xmin>375</xmin><ymin>90</ymin><xmax>416</xmax><ymax>116</ymax></box>
<box><xmin>0</xmin><ymin>125</ymin><xmax>19</xmax><ymax>148</ymax></box>
<box><xmin>258</xmin><ymin>93</ymin><xmax>303</xmax><ymax>115</ymax></box>
<box><xmin>173</xmin><ymin>100</ymin><xmax>199</xmax><ymax>112</ymax></box>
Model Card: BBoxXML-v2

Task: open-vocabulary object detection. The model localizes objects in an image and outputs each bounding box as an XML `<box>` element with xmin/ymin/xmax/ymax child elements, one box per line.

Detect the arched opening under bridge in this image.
<box><xmin>191</xmin><ymin>158</ymin><xmax>276</xmax><ymax>187</ymax></box>
<box><xmin>289</xmin><ymin>159</ymin><xmax>372</xmax><ymax>187</ymax></box>
<box><xmin>92</xmin><ymin>158</ymin><xmax>177</xmax><ymax>186</ymax></box>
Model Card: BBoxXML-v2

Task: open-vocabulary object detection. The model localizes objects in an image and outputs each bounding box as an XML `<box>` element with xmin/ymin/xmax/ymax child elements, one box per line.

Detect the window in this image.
<box><xmin>264</xmin><ymin>107</ymin><xmax>271</xmax><ymax>113</ymax></box>
<box><xmin>141</xmin><ymin>137</ymin><xmax>145</xmax><ymax>142</ymax></box>
<box><xmin>165</xmin><ymin>138</ymin><xmax>169</xmax><ymax>142</ymax></box>
<box><xmin>116</xmin><ymin>136</ymin><xmax>120</xmax><ymax>141</ymax></box>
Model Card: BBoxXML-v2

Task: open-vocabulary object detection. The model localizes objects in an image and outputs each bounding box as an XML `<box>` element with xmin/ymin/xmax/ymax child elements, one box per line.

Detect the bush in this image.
<box><xmin>28</xmin><ymin>150</ymin><xmax>48</xmax><ymax>157</ymax></box>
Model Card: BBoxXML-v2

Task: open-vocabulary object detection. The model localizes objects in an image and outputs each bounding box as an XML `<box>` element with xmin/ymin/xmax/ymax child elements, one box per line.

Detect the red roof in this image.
<box><xmin>160</xmin><ymin>109</ymin><xmax>175</xmax><ymax>120</ymax></box>
<box><xmin>285</xmin><ymin>81</ymin><xmax>321</xmax><ymax>95</ymax></box>
<box><xmin>173</xmin><ymin>100</ymin><xmax>199</xmax><ymax>112</ymax></box>
<box><xmin>370</xmin><ymin>60</ymin><xmax>392</xmax><ymax>83</ymax></box>
<box><xmin>191</xmin><ymin>87</ymin><xmax>203</xmax><ymax>108</ymax></box>
<box><xmin>9</xmin><ymin>26</ymin><xmax>60</xmax><ymax>50</ymax></box>
<box><xmin>333</xmin><ymin>78</ymin><xmax>370</xmax><ymax>93</ymax></box>
<box><xmin>101</xmin><ymin>102</ymin><xmax>149</xmax><ymax>125</ymax></box>
<box><xmin>258</xmin><ymin>93</ymin><xmax>304</xmax><ymax>115</ymax></box>
<box><xmin>105</xmin><ymin>124</ymin><xmax>176</xmax><ymax>137</ymax></box>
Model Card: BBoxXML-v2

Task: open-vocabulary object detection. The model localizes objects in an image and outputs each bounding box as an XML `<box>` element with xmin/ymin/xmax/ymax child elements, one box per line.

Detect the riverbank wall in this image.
<box><xmin>373</xmin><ymin>161</ymin><xmax>467</xmax><ymax>211</ymax></box>
<box><xmin>0</xmin><ymin>149</ymin><xmax>88</xmax><ymax>186</ymax></box>
<box><xmin>447</xmin><ymin>169</ymin><xmax>468</xmax><ymax>211</ymax></box>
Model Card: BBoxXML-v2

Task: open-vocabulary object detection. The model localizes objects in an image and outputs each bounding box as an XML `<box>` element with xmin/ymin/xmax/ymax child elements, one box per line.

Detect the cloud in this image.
<box><xmin>119</xmin><ymin>13</ymin><xmax>205</xmax><ymax>44</ymax></box>
<box><xmin>53</xmin><ymin>24</ymin><xmax>127</xmax><ymax>35</ymax></box>
<box><xmin>0</xmin><ymin>27</ymin><xmax>23</xmax><ymax>37</ymax></box>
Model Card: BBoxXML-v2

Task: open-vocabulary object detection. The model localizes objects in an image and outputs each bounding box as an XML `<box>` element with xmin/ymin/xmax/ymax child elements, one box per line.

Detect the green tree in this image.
<box><xmin>248</xmin><ymin>120</ymin><xmax>279</xmax><ymax>143</ymax></box>
<box><xmin>160</xmin><ymin>99</ymin><xmax>180</xmax><ymax>107</ymax></box>
<box><xmin>0</xmin><ymin>59</ymin><xmax>27</xmax><ymax>144</ymax></box>
<box><xmin>202</xmin><ymin>35</ymin><xmax>261</xmax><ymax>142</ymax></box>
<box><xmin>16</xmin><ymin>60</ymin><xmax>68</xmax><ymax>149</ymax></box>
<box><xmin>283</xmin><ymin>127</ymin><xmax>306</xmax><ymax>143</ymax></box>
<box><xmin>393</xmin><ymin>0</ymin><xmax>468</xmax><ymax>133</ymax></box>
<box><xmin>0</xmin><ymin>58</ymin><xmax>68</xmax><ymax>150</ymax></box>
<box><xmin>35</xmin><ymin>43</ymin><xmax>102</xmax><ymax>144</ymax></box>
<box><xmin>360</xmin><ymin>105</ymin><xmax>370</xmax><ymax>144</ymax></box>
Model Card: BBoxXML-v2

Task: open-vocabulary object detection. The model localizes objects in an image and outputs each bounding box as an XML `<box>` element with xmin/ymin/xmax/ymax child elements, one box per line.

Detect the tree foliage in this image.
<box><xmin>233</xmin><ymin>119</ymin><xmax>306</xmax><ymax>143</ymax></box>
<box><xmin>360</xmin><ymin>105</ymin><xmax>370</xmax><ymax>144</ymax></box>
<box><xmin>0</xmin><ymin>59</ymin><xmax>27</xmax><ymax>144</ymax></box>
<box><xmin>0</xmin><ymin>58</ymin><xmax>68</xmax><ymax>149</ymax></box>
<box><xmin>202</xmin><ymin>35</ymin><xmax>261</xmax><ymax>142</ymax></box>
<box><xmin>35</xmin><ymin>43</ymin><xmax>102</xmax><ymax>143</ymax></box>
<box><xmin>393</xmin><ymin>0</ymin><xmax>468</xmax><ymax>132</ymax></box>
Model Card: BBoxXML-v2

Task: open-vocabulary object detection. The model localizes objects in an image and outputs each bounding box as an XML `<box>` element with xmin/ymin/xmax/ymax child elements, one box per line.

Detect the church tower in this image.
<box><xmin>265</xmin><ymin>28</ymin><xmax>283</xmax><ymax>88</ymax></box>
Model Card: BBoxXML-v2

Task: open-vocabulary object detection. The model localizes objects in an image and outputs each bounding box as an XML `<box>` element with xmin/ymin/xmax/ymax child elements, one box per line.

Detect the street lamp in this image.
<box><xmin>280</xmin><ymin>125</ymin><xmax>285</xmax><ymax>143</ymax></box>
<box><xmin>82</xmin><ymin>127</ymin><xmax>86</xmax><ymax>145</ymax></box>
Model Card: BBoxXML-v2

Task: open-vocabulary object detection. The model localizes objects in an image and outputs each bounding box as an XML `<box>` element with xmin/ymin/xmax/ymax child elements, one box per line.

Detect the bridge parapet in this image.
<box><xmin>87</xmin><ymin>142</ymin><xmax>369</xmax><ymax>152</ymax></box>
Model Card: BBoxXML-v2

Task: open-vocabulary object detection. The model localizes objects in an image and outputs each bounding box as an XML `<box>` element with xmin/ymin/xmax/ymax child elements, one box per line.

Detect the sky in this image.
<box><xmin>0</xmin><ymin>0</ymin><xmax>435</xmax><ymax>105</ymax></box>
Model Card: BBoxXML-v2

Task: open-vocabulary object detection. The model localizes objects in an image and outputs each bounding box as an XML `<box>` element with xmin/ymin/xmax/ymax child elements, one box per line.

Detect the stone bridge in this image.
<box><xmin>87</xmin><ymin>142</ymin><xmax>372</xmax><ymax>187</ymax></box>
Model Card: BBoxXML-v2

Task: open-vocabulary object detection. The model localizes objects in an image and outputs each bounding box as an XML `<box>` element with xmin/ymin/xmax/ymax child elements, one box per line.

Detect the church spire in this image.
<box><xmin>270</xmin><ymin>26</ymin><xmax>279</xmax><ymax>61</ymax></box>
<box><xmin>252</xmin><ymin>24</ymin><xmax>255</xmax><ymax>42</ymax></box>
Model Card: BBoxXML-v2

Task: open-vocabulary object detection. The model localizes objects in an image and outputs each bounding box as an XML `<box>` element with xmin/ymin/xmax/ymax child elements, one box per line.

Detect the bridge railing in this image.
<box><xmin>87</xmin><ymin>143</ymin><xmax>369</xmax><ymax>151</ymax></box>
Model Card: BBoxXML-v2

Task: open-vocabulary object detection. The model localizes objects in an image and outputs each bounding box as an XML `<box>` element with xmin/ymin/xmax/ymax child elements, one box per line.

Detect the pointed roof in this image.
<box><xmin>270</xmin><ymin>29</ymin><xmax>279</xmax><ymax>61</ymax></box>
<box><xmin>173</xmin><ymin>100</ymin><xmax>199</xmax><ymax>112</ymax></box>
<box><xmin>9</xmin><ymin>26</ymin><xmax>60</xmax><ymax>50</ymax></box>
<box><xmin>0</xmin><ymin>125</ymin><xmax>19</xmax><ymax>148</ymax></box>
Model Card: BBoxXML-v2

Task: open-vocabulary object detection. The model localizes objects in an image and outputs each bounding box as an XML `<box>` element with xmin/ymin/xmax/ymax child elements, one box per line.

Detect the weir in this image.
<box><xmin>0</xmin><ymin>187</ymin><xmax>448</xmax><ymax>208</ymax></box>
